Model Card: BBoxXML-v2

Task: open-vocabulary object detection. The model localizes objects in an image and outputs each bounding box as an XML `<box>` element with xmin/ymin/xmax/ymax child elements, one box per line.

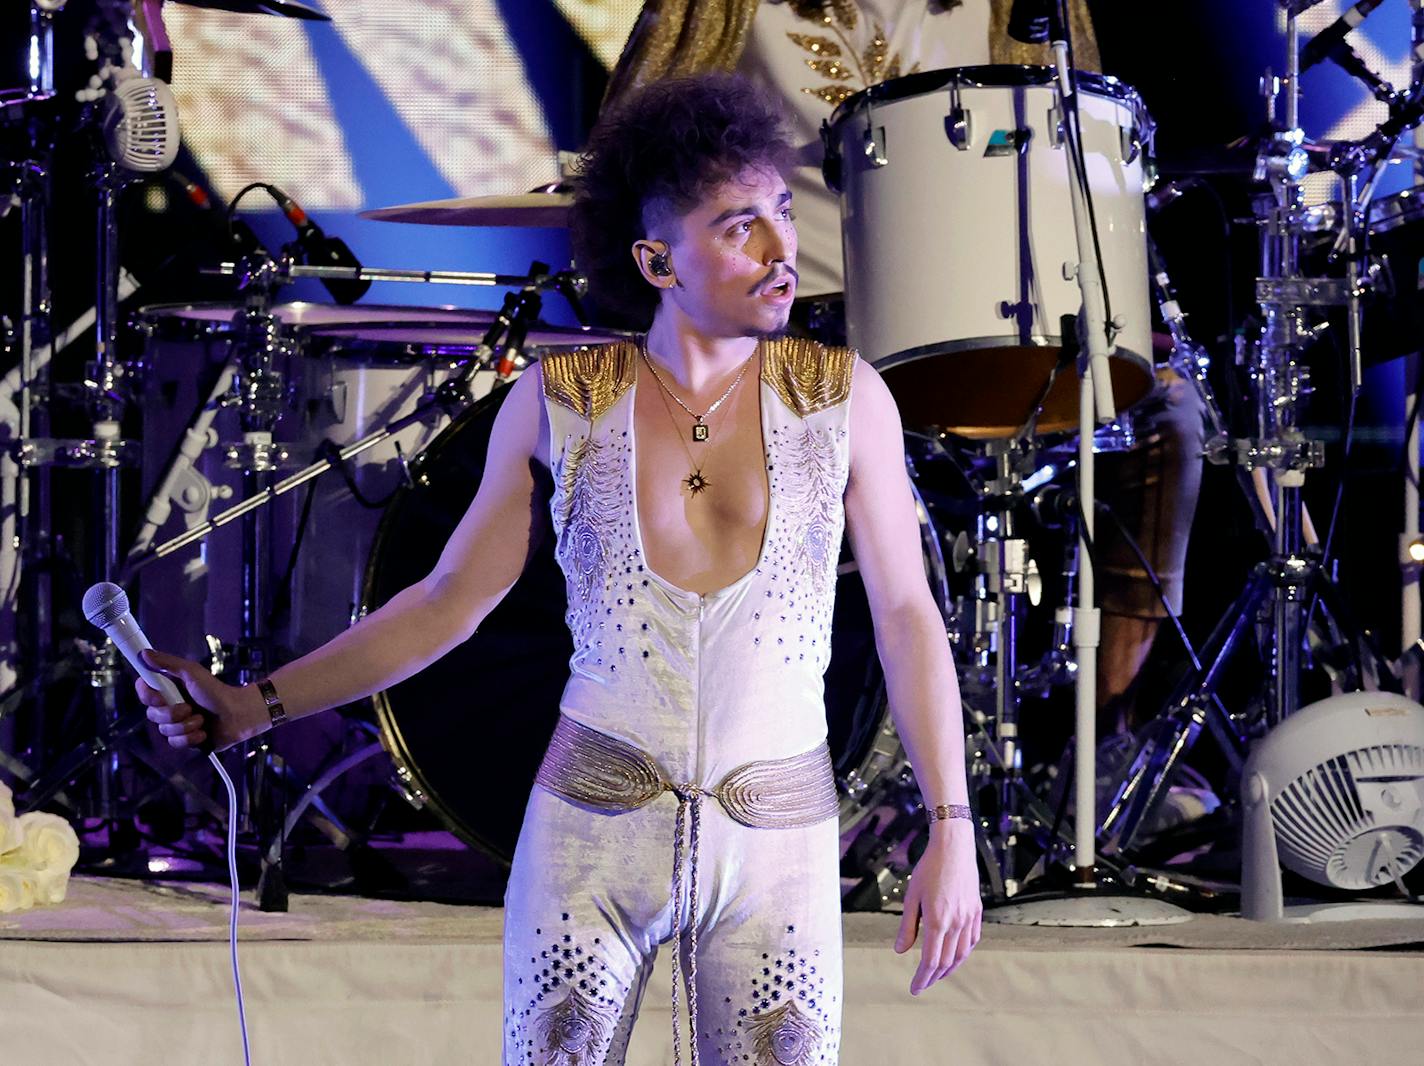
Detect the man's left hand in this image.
<box><xmin>893</xmin><ymin>822</ymin><xmax>982</xmax><ymax>995</ymax></box>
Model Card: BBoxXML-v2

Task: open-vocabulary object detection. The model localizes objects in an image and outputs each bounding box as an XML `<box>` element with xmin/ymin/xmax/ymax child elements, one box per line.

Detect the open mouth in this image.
<box><xmin>764</xmin><ymin>278</ymin><xmax>794</xmax><ymax>298</ymax></box>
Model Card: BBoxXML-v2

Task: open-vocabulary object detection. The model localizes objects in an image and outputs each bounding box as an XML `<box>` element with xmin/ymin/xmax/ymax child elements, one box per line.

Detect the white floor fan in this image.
<box><xmin>1242</xmin><ymin>692</ymin><xmax>1424</xmax><ymax>922</ymax></box>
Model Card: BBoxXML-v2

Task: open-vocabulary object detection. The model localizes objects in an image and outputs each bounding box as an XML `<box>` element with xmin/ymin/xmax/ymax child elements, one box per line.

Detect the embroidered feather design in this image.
<box><xmin>785</xmin><ymin>1</ymin><xmax>924</xmax><ymax>107</ymax></box>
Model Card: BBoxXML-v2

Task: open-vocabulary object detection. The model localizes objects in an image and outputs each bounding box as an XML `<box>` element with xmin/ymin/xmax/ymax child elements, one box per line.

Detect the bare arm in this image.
<box><xmin>844</xmin><ymin>359</ymin><xmax>969</xmax><ymax>815</ymax></box>
<box><xmin>140</xmin><ymin>366</ymin><xmax>551</xmax><ymax>747</ymax></box>
<box><xmin>843</xmin><ymin>357</ymin><xmax>980</xmax><ymax>993</ymax></box>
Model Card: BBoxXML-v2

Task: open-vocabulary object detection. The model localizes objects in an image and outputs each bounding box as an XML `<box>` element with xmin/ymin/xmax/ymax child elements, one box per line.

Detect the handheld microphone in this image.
<box><xmin>268</xmin><ymin>185</ymin><xmax>372</xmax><ymax>305</ymax></box>
<box><xmin>82</xmin><ymin>582</ymin><xmax>185</xmax><ymax>706</ymax></box>
<box><xmin>101</xmin><ymin>76</ymin><xmax>180</xmax><ymax>173</ymax></box>
<box><xmin>1300</xmin><ymin>0</ymin><xmax>1385</xmax><ymax>73</ymax></box>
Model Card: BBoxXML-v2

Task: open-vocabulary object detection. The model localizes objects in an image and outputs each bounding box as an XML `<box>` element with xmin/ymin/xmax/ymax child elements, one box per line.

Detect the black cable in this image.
<box><xmin>269</xmin><ymin>477</ymin><xmax>320</xmax><ymax>630</ymax></box>
<box><xmin>1094</xmin><ymin>498</ymin><xmax>1204</xmax><ymax>672</ymax></box>
<box><xmin>318</xmin><ymin>440</ymin><xmax>401</xmax><ymax>510</ymax></box>
<box><xmin>1194</xmin><ymin>179</ymin><xmax>1236</xmax><ymax>347</ymax></box>
<box><xmin>224</xmin><ymin>181</ymin><xmax>276</xmax><ymax>250</ymax></box>
<box><xmin>1319</xmin><ymin>332</ymin><xmax>1360</xmax><ymax>572</ymax></box>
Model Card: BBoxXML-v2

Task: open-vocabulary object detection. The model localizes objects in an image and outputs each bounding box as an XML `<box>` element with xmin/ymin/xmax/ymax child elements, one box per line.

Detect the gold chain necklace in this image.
<box><xmin>639</xmin><ymin>338</ymin><xmax>755</xmax><ymax>443</ymax></box>
<box><xmin>639</xmin><ymin>344</ymin><xmax>755</xmax><ymax>497</ymax></box>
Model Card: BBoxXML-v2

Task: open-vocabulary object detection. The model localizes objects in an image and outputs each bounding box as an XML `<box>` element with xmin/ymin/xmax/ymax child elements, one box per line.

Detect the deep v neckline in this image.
<box><xmin>629</xmin><ymin>343</ymin><xmax>775</xmax><ymax>601</ymax></box>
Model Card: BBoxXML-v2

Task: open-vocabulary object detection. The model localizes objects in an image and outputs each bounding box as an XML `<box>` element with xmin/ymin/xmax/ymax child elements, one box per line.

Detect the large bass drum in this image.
<box><xmin>363</xmin><ymin>384</ymin><xmax>950</xmax><ymax>865</ymax></box>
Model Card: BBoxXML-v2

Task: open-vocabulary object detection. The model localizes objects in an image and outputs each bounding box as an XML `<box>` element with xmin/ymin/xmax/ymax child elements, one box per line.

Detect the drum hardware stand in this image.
<box><xmin>1098</xmin><ymin>19</ymin><xmax>1424</xmax><ymax>860</ymax></box>
<box><xmin>951</xmin><ymin>438</ymin><xmax>1043</xmax><ymax>895</ymax></box>
<box><xmin>223</xmin><ymin>282</ymin><xmax>297</xmax><ymax>910</ymax></box>
<box><xmin>1402</xmin><ymin>0</ymin><xmax>1424</xmax><ymax>654</ymax></box>
<box><xmin>1</xmin><ymin>3</ymin><xmax>66</xmax><ymax>785</ymax></box>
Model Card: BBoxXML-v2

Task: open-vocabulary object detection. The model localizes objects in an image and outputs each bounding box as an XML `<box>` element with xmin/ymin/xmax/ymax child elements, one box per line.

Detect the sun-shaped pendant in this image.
<box><xmin>684</xmin><ymin>469</ymin><xmax>710</xmax><ymax>496</ymax></box>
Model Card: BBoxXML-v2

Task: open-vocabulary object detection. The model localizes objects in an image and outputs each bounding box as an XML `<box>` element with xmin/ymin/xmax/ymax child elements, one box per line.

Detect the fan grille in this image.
<box><xmin>1271</xmin><ymin>743</ymin><xmax>1424</xmax><ymax>890</ymax></box>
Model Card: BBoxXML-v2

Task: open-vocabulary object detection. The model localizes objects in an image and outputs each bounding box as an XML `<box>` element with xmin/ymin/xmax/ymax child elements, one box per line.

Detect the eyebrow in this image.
<box><xmin>707</xmin><ymin>190</ymin><xmax>793</xmax><ymax>228</ymax></box>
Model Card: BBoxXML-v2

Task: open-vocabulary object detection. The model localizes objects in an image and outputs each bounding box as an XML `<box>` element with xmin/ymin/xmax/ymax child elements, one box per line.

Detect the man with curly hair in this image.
<box><xmin>136</xmin><ymin>72</ymin><xmax>980</xmax><ymax>1063</ymax></box>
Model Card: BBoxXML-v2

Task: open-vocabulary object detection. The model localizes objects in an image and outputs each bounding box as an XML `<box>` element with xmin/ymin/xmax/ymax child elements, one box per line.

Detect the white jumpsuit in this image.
<box><xmin>502</xmin><ymin>337</ymin><xmax>858</xmax><ymax>1065</ymax></box>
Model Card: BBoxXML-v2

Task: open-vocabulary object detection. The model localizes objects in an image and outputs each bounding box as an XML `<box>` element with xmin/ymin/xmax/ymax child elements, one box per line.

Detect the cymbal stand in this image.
<box><xmin>1405</xmin><ymin>0</ymin><xmax>1424</xmax><ymax>655</ymax></box>
<box><xmin>1100</xmin><ymin>24</ymin><xmax>1424</xmax><ymax>857</ymax></box>
<box><xmin>0</xmin><ymin>3</ymin><xmax>64</xmax><ymax>784</ymax></box>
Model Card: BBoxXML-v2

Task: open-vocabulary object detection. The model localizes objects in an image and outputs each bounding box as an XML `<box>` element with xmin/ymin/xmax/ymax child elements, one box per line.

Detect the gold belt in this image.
<box><xmin>534</xmin><ymin>715</ymin><xmax>840</xmax><ymax>1066</ymax></box>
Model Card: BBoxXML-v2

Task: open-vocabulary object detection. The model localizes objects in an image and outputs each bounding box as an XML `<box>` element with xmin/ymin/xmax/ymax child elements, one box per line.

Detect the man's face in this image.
<box><xmin>649</xmin><ymin>165</ymin><xmax>798</xmax><ymax>338</ymax></box>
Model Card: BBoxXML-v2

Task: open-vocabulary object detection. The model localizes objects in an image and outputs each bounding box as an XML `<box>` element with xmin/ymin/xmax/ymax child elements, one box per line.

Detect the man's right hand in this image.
<box><xmin>135</xmin><ymin>649</ymin><xmax>264</xmax><ymax>753</ymax></box>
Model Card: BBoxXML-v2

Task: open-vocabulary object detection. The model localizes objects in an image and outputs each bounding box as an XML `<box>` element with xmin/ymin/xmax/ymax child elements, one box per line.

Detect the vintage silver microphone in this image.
<box><xmin>100</xmin><ymin>76</ymin><xmax>180</xmax><ymax>173</ymax></box>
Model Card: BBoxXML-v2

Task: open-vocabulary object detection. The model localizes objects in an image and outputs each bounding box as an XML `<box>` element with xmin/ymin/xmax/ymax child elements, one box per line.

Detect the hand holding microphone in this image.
<box><xmin>82</xmin><ymin>582</ymin><xmax>259</xmax><ymax>752</ymax></box>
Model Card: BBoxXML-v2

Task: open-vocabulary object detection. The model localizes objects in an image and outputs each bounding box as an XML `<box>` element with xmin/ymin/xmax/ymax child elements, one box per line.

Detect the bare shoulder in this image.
<box><xmin>850</xmin><ymin>356</ymin><xmax>905</xmax><ymax>466</ymax></box>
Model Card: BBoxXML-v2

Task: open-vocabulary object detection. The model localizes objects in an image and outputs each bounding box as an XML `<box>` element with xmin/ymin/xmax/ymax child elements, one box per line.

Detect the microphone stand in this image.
<box><xmin>986</xmin><ymin>0</ymin><xmax>1192</xmax><ymax>926</ymax></box>
<box><xmin>2</xmin><ymin>3</ymin><xmax>64</xmax><ymax>783</ymax></box>
<box><xmin>1404</xmin><ymin>0</ymin><xmax>1424</xmax><ymax>657</ymax></box>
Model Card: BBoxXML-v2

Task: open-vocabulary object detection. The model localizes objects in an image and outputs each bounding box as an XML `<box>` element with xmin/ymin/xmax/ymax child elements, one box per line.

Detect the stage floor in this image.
<box><xmin>2</xmin><ymin>875</ymin><xmax>1423</xmax><ymax>1065</ymax></box>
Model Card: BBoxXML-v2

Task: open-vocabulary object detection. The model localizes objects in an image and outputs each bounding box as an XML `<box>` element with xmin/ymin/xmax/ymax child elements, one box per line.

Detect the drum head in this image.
<box><xmin>364</xmin><ymin>386</ymin><xmax>572</xmax><ymax>864</ymax></box>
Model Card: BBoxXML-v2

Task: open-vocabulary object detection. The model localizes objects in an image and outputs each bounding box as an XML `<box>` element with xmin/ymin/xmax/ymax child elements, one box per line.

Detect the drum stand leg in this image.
<box><xmin>972</xmin><ymin>440</ymin><xmax>1038</xmax><ymax>895</ymax></box>
<box><xmin>226</xmin><ymin>306</ymin><xmax>294</xmax><ymax>911</ymax></box>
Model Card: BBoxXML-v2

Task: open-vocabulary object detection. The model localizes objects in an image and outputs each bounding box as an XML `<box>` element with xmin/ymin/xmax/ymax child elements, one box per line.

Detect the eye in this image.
<box><xmin>780</xmin><ymin>206</ymin><xmax>796</xmax><ymax>222</ymax></box>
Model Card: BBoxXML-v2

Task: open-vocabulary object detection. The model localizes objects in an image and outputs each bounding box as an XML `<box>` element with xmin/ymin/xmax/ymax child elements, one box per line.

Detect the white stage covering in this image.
<box><xmin>2</xmin><ymin>877</ymin><xmax>1422</xmax><ymax>1064</ymax></box>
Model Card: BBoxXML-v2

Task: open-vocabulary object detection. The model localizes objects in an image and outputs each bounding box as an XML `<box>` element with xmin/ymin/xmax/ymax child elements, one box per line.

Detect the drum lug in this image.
<box><xmin>862</xmin><ymin>121</ymin><xmax>888</xmax><ymax>168</ymax></box>
<box><xmin>1121</xmin><ymin>124</ymin><xmax>1143</xmax><ymax>165</ymax></box>
<box><xmin>945</xmin><ymin>84</ymin><xmax>972</xmax><ymax>151</ymax></box>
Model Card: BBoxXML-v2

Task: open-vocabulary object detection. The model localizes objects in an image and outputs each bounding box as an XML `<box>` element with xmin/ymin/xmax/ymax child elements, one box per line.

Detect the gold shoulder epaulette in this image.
<box><xmin>541</xmin><ymin>340</ymin><xmax>639</xmax><ymax>422</ymax></box>
<box><xmin>761</xmin><ymin>336</ymin><xmax>855</xmax><ymax>416</ymax></box>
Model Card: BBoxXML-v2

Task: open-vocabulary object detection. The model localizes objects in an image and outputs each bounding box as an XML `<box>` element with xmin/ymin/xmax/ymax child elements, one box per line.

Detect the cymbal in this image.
<box><xmin>361</xmin><ymin>191</ymin><xmax>573</xmax><ymax>228</ymax></box>
<box><xmin>171</xmin><ymin>0</ymin><xmax>331</xmax><ymax>20</ymax></box>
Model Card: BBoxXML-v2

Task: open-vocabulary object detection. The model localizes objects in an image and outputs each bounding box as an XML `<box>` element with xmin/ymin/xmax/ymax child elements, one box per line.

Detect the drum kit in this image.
<box><xmin>4</xmin><ymin>1</ymin><xmax>1424</xmax><ymax>915</ymax></box>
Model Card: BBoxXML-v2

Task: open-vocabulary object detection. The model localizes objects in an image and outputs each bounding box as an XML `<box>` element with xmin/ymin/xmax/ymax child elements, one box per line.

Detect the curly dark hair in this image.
<box><xmin>570</xmin><ymin>73</ymin><xmax>796</xmax><ymax>330</ymax></box>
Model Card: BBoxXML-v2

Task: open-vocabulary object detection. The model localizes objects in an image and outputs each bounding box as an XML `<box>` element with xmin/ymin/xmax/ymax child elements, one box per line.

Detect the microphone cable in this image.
<box><xmin>206</xmin><ymin>751</ymin><xmax>254</xmax><ymax>1066</ymax></box>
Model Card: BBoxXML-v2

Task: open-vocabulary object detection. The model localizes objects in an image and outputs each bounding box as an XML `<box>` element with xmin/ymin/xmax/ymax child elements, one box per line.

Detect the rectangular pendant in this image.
<box><xmin>692</xmin><ymin>422</ymin><xmax>709</xmax><ymax>442</ymax></box>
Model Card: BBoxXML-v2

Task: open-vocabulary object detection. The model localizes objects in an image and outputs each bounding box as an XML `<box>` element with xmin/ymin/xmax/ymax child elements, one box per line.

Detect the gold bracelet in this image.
<box><xmin>256</xmin><ymin>677</ymin><xmax>288</xmax><ymax>728</ymax></box>
<box><xmin>925</xmin><ymin>803</ymin><xmax>972</xmax><ymax>825</ymax></box>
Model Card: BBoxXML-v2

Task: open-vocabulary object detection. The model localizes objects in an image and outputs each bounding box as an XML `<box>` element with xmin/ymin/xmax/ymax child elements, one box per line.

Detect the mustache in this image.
<box><xmin>749</xmin><ymin>264</ymin><xmax>799</xmax><ymax>296</ymax></box>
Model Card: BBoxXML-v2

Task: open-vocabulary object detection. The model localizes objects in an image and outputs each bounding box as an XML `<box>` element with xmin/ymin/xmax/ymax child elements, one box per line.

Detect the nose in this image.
<box><xmin>761</xmin><ymin>219</ymin><xmax>794</xmax><ymax>265</ymax></box>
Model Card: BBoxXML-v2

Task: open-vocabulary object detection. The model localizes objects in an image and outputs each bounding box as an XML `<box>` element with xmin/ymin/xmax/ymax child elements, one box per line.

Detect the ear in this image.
<box><xmin>632</xmin><ymin>239</ymin><xmax>675</xmax><ymax>288</ymax></box>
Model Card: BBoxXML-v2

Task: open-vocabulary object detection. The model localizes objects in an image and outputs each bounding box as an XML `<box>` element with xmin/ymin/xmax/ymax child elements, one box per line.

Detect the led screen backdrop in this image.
<box><xmin>159</xmin><ymin>0</ymin><xmax>641</xmax><ymax>312</ymax></box>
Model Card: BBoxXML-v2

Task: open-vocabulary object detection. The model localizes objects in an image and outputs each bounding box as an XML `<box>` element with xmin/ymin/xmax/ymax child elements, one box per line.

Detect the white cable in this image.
<box><xmin>207</xmin><ymin>752</ymin><xmax>253</xmax><ymax>1066</ymax></box>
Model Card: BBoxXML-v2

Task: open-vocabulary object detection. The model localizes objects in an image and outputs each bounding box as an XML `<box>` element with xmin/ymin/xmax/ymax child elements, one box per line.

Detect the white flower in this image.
<box><xmin>0</xmin><ymin>865</ymin><xmax>38</xmax><ymax>913</ymax></box>
<box><xmin>11</xmin><ymin>812</ymin><xmax>80</xmax><ymax>904</ymax></box>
